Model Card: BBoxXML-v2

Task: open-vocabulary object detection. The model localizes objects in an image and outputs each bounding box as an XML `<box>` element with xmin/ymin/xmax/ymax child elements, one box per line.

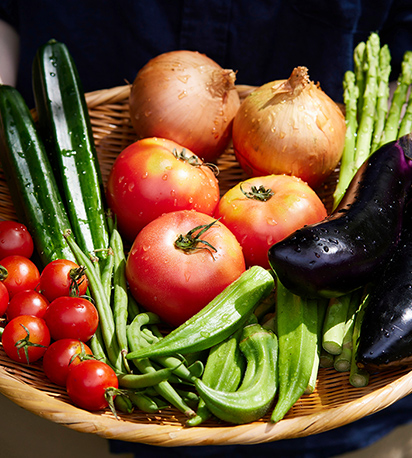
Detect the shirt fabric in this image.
<box><xmin>2</xmin><ymin>1</ymin><xmax>412</xmax><ymax>456</ymax></box>
<box><xmin>1</xmin><ymin>0</ymin><xmax>412</xmax><ymax>107</ymax></box>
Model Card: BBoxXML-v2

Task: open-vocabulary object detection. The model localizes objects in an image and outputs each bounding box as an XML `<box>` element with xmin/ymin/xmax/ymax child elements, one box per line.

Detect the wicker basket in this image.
<box><xmin>0</xmin><ymin>84</ymin><xmax>411</xmax><ymax>446</ymax></box>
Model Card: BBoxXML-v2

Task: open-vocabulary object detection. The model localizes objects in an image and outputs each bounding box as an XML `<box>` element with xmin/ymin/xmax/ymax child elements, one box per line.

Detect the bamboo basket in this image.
<box><xmin>0</xmin><ymin>84</ymin><xmax>411</xmax><ymax>446</ymax></box>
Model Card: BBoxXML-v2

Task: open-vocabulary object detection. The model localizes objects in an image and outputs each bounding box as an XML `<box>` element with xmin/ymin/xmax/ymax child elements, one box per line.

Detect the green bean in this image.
<box><xmin>127</xmin><ymin>293</ymin><xmax>140</xmax><ymax>322</ymax></box>
<box><xmin>111</xmin><ymin>225</ymin><xmax>129</xmax><ymax>353</ymax></box>
<box><xmin>114</xmin><ymin>393</ymin><xmax>134</xmax><ymax>414</ymax></box>
<box><xmin>117</xmin><ymin>368</ymin><xmax>175</xmax><ymax>389</ymax></box>
<box><xmin>89</xmin><ymin>324</ymin><xmax>110</xmax><ymax>364</ymax></box>
<box><xmin>127</xmin><ymin>316</ymin><xmax>196</xmax><ymax>417</ymax></box>
<box><xmin>64</xmin><ymin>230</ymin><xmax>124</xmax><ymax>372</ymax></box>
<box><xmin>101</xmin><ymin>246</ymin><xmax>114</xmax><ymax>299</ymax></box>
<box><xmin>128</xmin><ymin>391</ymin><xmax>161</xmax><ymax>414</ymax></box>
<box><xmin>131</xmin><ymin>313</ymin><xmax>200</xmax><ymax>383</ymax></box>
<box><xmin>175</xmin><ymin>388</ymin><xmax>199</xmax><ymax>410</ymax></box>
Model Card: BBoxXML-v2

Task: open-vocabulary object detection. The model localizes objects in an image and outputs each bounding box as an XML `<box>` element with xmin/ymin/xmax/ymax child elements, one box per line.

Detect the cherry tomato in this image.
<box><xmin>0</xmin><ymin>220</ymin><xmax>34</xmax><ymax>260</ymax></box>
<box><xmin>2</xmin><ymin>315</ymin><xmax>50</xmax><ymax>363</ymax></box>
<box><xmin>214</xmin><ymin>175</ymin><xmax>328</xmax><ymax>268</ymax></box>
<box><xmin>0</xmin><ymin>255</ymin><xmax>40</xmax><ymax>298</ymax></box>
<box><xmin>106</xmin><ymin>137</ymin><xmax>220</xmax><ymax>242</ymax></box>
<box><xmin>126</xmin><ymin>209</ymin><xmax>246</xmax><ymax>327</ymax></box>
<box><xmin>66</xmin><ymin>359</ymin><xmax>118</xmax><ymax>411</ymax></box>
<box><xmin>43</xmin><ymin>296</ymin><xmax>99</xmax><ymax>342</ymax></box>
<box><xmin>0</xmin><ymin>280</ymin><xmax>9</xmax><ymax>317</ymax></box>
<box><xmin>37</xmin><ymin>259</ymin><xmax>88</xmax><ymax>302</ymax></box>
<box><xmin>6</xmin><ymin>289</ymin><xmax>49</xmax><ymax>321</ymax></box>
<box><xmin>42</xmin><ymin>338</ymin><xmax>93</xmax><ymax>386</ymax></box>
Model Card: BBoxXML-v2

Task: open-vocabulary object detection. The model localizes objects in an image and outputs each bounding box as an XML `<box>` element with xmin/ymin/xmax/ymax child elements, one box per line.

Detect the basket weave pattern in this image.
<box><xmin>0</xmin><ymin>85</ymin><xmax>411</xmax><ymax>445</ymax></box>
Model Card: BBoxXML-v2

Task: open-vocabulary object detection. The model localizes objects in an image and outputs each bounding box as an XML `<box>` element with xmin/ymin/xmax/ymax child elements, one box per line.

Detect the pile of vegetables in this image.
<box><xmin>0</xmin><ymin>31</ymin><xmax>412</xmax><ymax>429</ymax></box>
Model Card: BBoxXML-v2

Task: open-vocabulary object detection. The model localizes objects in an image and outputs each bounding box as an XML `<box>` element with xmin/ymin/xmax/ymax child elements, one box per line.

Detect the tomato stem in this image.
<box><xmin>15</xmin><ymin>323</ymin><xmax>47</xmax><ymax>364</ymax></box>
<box><xmin>172</xmin><ymin>148</ymin><xmax>219</xmax><ymax>176</ymax></box>
<box><xmin>69</xmin><ymin>265</ymin><xmax>87</xmax><ymax>297</ymax></box>
<box><xmin>240</xmin><ymin>184</ymin><xmax>274</xmax><ymax>202</ymax></box>
<box><xmin>174</xmin><ymin>219</ymin><xmax>220</xmax><ymax>259</ymax></box>
<box><xmin>0</xmin><ymin>265</ymin><xmax>8</xmax><ymax>281</ymax></box>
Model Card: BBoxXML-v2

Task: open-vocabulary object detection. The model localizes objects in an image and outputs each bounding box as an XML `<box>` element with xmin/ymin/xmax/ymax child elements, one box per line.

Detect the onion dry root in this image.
<box><xmin>232</xmin><ymin>66</ymin><xmax>346</xmax><ymax>189</ymax></box>
<box><xmin>129</xmin><ymin>50</ymin><xmax>241</xmax><ymax>163</ymax></box>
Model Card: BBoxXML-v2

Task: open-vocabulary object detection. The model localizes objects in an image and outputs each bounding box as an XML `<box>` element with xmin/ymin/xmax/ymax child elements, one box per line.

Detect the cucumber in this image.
<box><xmin>32</xmin><ymin>39</ymin><xmax>109</xmax><ymax>268</ymax></box>
<box><xmin>0</xmin><ymin>84</ymin><xmax>75</xmax><ymax>265</ymax></box>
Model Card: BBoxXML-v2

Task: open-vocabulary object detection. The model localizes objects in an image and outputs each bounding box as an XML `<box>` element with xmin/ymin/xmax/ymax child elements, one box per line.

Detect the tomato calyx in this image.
<box><xmin>174</xmin><ymin>219</ymin><xmax>219</xmax><ymax>259</ymax></box>
<box><xmin>68</xmin><ymin>341</ymin><xmax>96</xmax><ymax>366</ymax></box>
<box><xmin>68</xmin><ymin>265</ymin><xmax>87</xmax><ymax>297</ymax></box>
<box><xmin>0</xmin><ymin>264</ymin><xmax>8</xmax><ymax>281</ymax></box>
<box><xmin>105</xmin><ymin>386</ymin><xmax>126</xmax><ymax>419</ymax></box>
<box><xmin>14</xmin><ymin>323</ymin><xmax>47</xmax><ymax>364</ymax></box>
<box><xmin>172</xmin><ymin>147</ymin><xmax>219</xmax><ymax>176</ymax></box>
<box><xmin>240</xmin><ymin>184</ymin><xmax>274</xmax><ymax>202</ymax></box>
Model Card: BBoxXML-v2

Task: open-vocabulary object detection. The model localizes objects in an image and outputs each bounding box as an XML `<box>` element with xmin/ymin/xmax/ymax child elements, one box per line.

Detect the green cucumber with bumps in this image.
<box><xmin>32</xmin><ymin>39</ymin><xmax>109</xmax><ymax>268</ymax></box>
<box><xmin>0</xmin><ymin>84</ymin><xmax>75</xmax><ymax>265</ymax></box>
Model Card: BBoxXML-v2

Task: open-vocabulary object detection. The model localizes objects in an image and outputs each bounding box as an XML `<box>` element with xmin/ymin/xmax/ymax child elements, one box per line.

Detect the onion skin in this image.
<box><xmin>129</xmin><ymin>50</ymin><xmax>240</xmax><ymax>163</ymax></box>
<box><xmin>232</xmin><ymin>67</ymin><xmax>346</xmax><ymax>189</ymax></box>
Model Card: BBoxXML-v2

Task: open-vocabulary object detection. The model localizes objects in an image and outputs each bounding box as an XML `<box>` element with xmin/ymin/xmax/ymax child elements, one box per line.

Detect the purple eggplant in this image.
<box><xmin>357</xmin><ymin>198</ymin><xmax>412</xmax><ymax>370</ymax></box>
<box><xmin>267</xmin><ymin>134</ymin><xmax>412</xmax><ymax>299</ymax></box>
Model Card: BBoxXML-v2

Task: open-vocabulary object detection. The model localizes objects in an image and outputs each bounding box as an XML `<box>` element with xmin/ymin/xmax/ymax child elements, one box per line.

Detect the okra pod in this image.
<box><xmin>187</xmin><ymin>327</ymin><xmax>245</xmax><ymax>427</ymax></box>
<box><xmin>271</xmin><ymin>278</ymin><xmax>318</xmax><ymax>423</ymax></box>
<box><xmin>194</xmin><ymin>324</ymin><xmax>278</xmax><ymax>425</ymax></box>
<box><xmin>126</xmin><ymin>266</ymin><xmax>275</xmax><ymax>360</ymax></box>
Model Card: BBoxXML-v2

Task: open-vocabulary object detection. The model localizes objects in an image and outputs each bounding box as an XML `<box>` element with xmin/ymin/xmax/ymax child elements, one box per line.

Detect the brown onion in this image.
<box><xmin>129</xmin><ymin>50</ymin><xmax>240</xmax><ymax>163</ymax></box>
<box><xmin>232</xmin><ymin>66</ymin><xmax>346</xmax><ymax>189</ymax></box>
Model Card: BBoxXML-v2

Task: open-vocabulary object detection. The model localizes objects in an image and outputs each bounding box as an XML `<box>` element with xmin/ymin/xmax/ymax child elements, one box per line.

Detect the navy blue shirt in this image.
<box><xmin>2</xmin><ymin>1</ymin><xmax>412</xmax><ymax>456</ymax></box>
<box><xmin>2</xmin><ymin>0</ymin><xmax>412</xmax><ymax>107</ymax></box>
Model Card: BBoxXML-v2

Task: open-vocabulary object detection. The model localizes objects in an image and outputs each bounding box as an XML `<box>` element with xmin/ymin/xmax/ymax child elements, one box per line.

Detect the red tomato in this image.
<box><xmin>0</xmin><ymin>280</ymin><xmax>9</xmax><ymax>317</ymax></box>
<box><xmin>38</xmin><ymin>259</ymin><xmax>88</xmax><ymax>302</ymax></box>
<box><xmin>0</xmin><ymin>220</ymin><xmax>34</xmax><ymax>260</ymax></box>
<box><xmin>42</xmin><ymin>338</ymin><xmax>93</xmax><ymax>386</ymax></box>
<box><xmin>0</xmin><ymin>255</ymin><xmax>40</xmax><ymax>298</ymax></box>
<box><xmin>6</xmin><ymin>289</ymin><xmax>49</xmax><ymax>321</ymax></box>
<box><xmin>43</xmin><ymin>296</ymin><xmax>99</xmax><ymax>342</ymax></box>
<box><xmin>2</xmin><ymin>315</ymin><xmax>50</xmax><ymax>363</ymax></box>
<box><xmin>214</xmin><ymin>175</ymin><xmax>328</xmax><ymax>268</ymax></box>
<box><xmin>126</xmin><ymin>209</ymin><xmax>246</xmax><ymax>327</ymax></box>
<box><xmin>66</xmin><ymin>359</ymin><xmax>118</xmax><ymax>411</ymax></box>
<box><xmin>106</xmin><ymin>137</ymin><xmax>220</xmax><ymax>242</ymax></box>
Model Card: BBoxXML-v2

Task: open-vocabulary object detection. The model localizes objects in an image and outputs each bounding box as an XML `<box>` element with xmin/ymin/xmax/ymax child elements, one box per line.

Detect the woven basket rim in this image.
<box><xmin>1</xmin><ymin>361</ymin><xmax>411</xmax><ymax>446</ymax></box>
<box><xmin>0</xmin><ymin>83</ymin><xmax>411</xmax><ymax>446</ymax></box>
